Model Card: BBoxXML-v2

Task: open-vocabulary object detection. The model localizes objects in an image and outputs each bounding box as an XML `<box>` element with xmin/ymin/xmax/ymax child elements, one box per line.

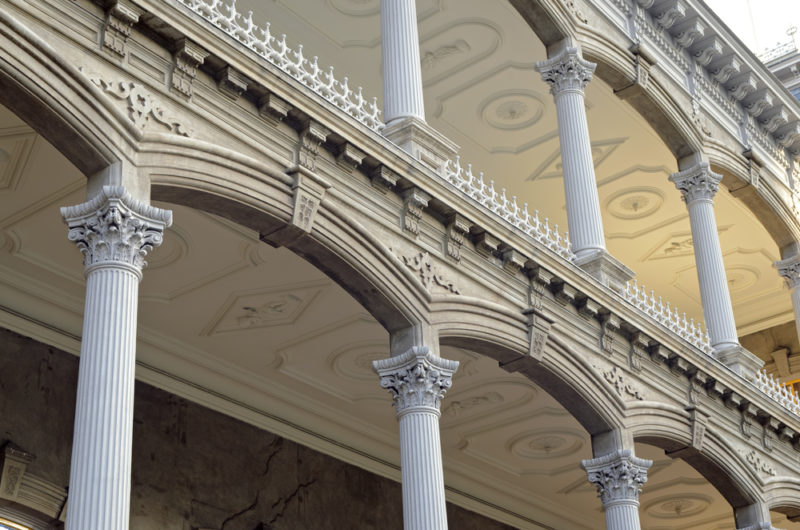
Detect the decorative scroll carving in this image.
<box><xmin>87</xmin><ymin>73</ymin><xmax>191</xmax><ymax>136</ymax></box>
<box><xmin>395</xmin><ymin>251</ymin><xmax>460</xmax><ymax>294</ymax></box>
<box><xmin>402</xmin><ymin>188</ymin><xmax>430</xmax><ymax>236</ymax></box>
<box><xmin>102</xmin><ymin>1</ymin><xmax>142</xmax><ymax>57</ymax></box>
<box><xmin>536</xmin><ymin>47</ymin><xmax>596</xmax><ymax>95</ymax></box>
<box><xmin>61</xmin><ymin>186</ymin><xmax>172</xmax><ymax>274</ymax></box>
<box><xmin>582</xmin><ymin>450</ymin><xmax>652</xmax><ymax>505</ymax></box>
<box><xmin>445</xmin><ymin>213</ymin><xmax>470</xmax><ymax>261</ymax></box>
<box><xmin>373</xmin><ymin>347</ymin><xmax>459</xmax><ymax>414</ymax></box>
<box><xmin>741</xmin><ymin>449</ymin><xmax>776</xmax><ymax>477</ymax></box>
<box><xmin>601</xmin><ymin>365</ymin><xmax>644</xmax><ymax>400</ymax></box>
<box><xmin>172</xmin><ymin>38</ymin><xmax>208</xmax><ymax>97</ymax></box>
<box><xmin>669</xmin><ymin>162</ymin><xmax>721</xmax><ymax>204</ymax></box>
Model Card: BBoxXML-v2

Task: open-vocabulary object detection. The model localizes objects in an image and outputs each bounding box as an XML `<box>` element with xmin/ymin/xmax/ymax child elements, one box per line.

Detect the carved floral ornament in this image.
<box><xmin>372</xmin><ymin>347</ymin><xmax>459</xmax><ymax>415</ymax></box>
<box><xmin>535</xmin><ymin>46</ymin><xmax>597</xmax><ymax>96</ymax></box>
<box><xmin>582</xmin><ymin>449</ymin><xmax>653</xmax><ymax>505</ymax></box>
<box><xmin>394</xmin><ymin>250</ymin><xmax>460</xmax><ymax>294</ymax></box>
<box><xmin>776</xmin><ymin>254</ymin><xmax>800</xmax><ymax>289</ymax></box>
<box><xmin>669</xmin><ymin>162</ymin><xmax>722</xmax><ymax>204</ymax></box>
<box><xmin>61</xmin><ymin>186</ymin><xmax>172</xmax><ymax>275</ymax></box>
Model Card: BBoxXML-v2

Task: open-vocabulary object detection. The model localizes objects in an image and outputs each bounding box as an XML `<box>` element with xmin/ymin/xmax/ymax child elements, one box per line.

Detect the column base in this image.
<box><xmin>574</xmin><ymin>250</ymin><xmax>635</xmax><ymax>294</ymax></box>
<box><xmin>382</xmin><ymin>117</ymin><xmax>459</xmax><ymax>174</ymax></box>
<box><xmin>715</xmin><ymin>345</ymin><xmax>764</xmax><ymax>380</ymax></box>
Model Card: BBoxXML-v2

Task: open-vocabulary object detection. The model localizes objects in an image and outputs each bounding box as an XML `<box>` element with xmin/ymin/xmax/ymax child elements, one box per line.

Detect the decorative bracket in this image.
<box><xmin>523</xmin><ymin>307</ymin><xmax>555</xmax><ymax>361</ymax></box>
<box><xmin>445</xmin><ymin>213</ymin><xmax>470</xmax><ymax>261</ymax></box>
<box><xmin>402</xmin><ymin>187</ymin><xmax>430</xmax><ymax>236</ymax></box>
<box><xmin>171</xmin><ymin>38</ymin><xmax>208</xmax><ymax>97</ymax></box>
<box><xmin>102</xmin><ymin>0</ymin><xmax>142</xmax><ymax>57</ymax></box>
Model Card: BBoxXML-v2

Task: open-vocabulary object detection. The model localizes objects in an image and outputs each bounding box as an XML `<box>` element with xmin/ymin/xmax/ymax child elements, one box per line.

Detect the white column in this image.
<box><xmin>536</xmin><ymin>46</ymin><xmax>606</xmax><ymax>261</ymax></box>
<box><xmin>582</xmin><ymin>449</ymin><xmax>652</xmax><ymax>530</ymax></box>
<box><xmin>669</xmin><ymin>162</ymin><xmax>739</xmax><ymax>353</ymax></box>
<box><xmin>776</xmin><ymin>253</ymin><xmax>800</xmax><ymax>344</ymax></box>
<box><xmin>373</xmin><ymin>346</ymin><xmax>458</xmax><ymax>530</ymax></box>
<box><xmin>61</xmin><ymin>186</ymin><xmax>171</xmax><ymax>530</ymax></box>
<box><xmin>381</xmin><ymin>0</ymin><xmax>425</xmax><ymax>126</ymax></box>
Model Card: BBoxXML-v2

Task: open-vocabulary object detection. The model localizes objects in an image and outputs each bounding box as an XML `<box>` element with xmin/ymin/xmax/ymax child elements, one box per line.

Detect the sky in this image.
<box><xmin>704</xmin><ymin>0</ymin><xmax>800</xmax><ymax>56</ymax></box>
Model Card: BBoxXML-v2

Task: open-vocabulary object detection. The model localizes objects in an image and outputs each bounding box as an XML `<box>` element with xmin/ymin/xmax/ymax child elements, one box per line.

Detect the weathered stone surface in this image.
<box><xmin>0</xmin><ymin>328</ymin><xmax>514</xmax><ymax>529</ymax></box>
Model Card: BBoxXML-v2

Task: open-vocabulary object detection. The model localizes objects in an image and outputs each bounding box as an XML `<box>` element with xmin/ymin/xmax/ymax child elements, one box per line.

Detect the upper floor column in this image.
<box><xmin>670</xmin><ymin>160</ymin><xmax>762</xmax><ymax>377</ymax></box>
<box><xmin>380</xmin><ymin>0</ymin><xmax>457</xmax><ymax>171</ymax></box>
<box><xmin>61</xmin><ymin>185</ymin><xmax>171</xmax><ymax>530</ymax></box>
<box><xmin>536</xmin><ymin>43</ymin><xmax>633</xmax><ymax>292</ymax></box>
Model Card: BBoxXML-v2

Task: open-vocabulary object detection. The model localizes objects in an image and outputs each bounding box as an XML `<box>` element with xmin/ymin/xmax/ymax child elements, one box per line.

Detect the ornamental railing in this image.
<box><xmin>174</xmin><ymin>0</ymin><xmax>384</xmax><ymax>130</ymax></box>
<box><xmin>759</xmin><ymin>40</ymin><xmax>798</xmax><ymax>63</ymax></box>
<box><xmin>755</xmin><ymin>370</ymin><xmax>800</xmax><ymax>417</ymax></box>
<box><xmin>623</xmin><ymin>280</ymin><xmax>713</xmax><ymax>355</ymax></box>
<box><xmin>442</xmin><ymin>157</ymin><xmax>575</xmax><ymax>261</ymax></box>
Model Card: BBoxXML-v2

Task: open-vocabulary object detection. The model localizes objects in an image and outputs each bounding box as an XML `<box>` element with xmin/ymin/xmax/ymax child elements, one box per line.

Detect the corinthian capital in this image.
<box><xmin>776</xmin><ymin>254</ymin><xmax>800</xmax><ymax>289</ymax></box>
<box><xmin>536</xmin><ymin>46</ymin><xmax>596</xmax><ymax>95</ymax></box>
<box><xmin>669</xmin><ymin>162</ymin><xmax>721</xmax><ymax>204</ymax></box>
<box><xmin>61</xmin><ymin>186</ymin><xmax>172</xmax><ymax>276</ymax></box>
<box><xmin>582</xmin><ymin>449</ymin><xmax>652</xmax><ymax>506</ymax></box>
<box><xmin>373</xmin><ymin>346</ymin><xmax>459</xmax><ymax>416</ymax></box>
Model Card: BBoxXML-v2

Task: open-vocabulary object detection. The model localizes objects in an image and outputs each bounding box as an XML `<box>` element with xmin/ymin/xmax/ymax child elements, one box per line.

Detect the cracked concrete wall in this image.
<box><xmin>0</xmin><ymin>328</ymin><xmax>515</xmax><ymax>530</ymax></box>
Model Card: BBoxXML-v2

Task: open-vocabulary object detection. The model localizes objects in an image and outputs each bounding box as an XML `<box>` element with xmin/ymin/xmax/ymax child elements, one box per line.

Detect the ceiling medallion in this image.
<box><xmin>479</xmin><ymin>90</ymin><xmax>544</xmax><ymax>131</ymax></box>
<box><xmin>643</xmin><ymin>494</ymin><xmax>711</xmax><ymax>518</ymax></box>
<box><xmin>508</xmin><ymin>430</ymin><xmax>585</xmax><ymax>459</ymax></box>
<box><xmin>606</xmin><ymin>188</ymin><xmax>664</xmax><ymax>219</ymax></box>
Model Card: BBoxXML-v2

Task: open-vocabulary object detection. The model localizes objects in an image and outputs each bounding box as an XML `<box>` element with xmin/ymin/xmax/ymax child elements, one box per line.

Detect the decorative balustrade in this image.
<box><xmin>624</xmin><ymin>281</ymin><xmax>713</xmax><ymax>355</ymax></box>
<box><xmin>759</xmin><ymin>39</ymin><xmax>797</xmax><ymax>63</ymax></box>
<box><xmin>174</xmin><ymin>0</ymin><xmax>384</xmax><ymax>130</ymax></box>
<box><xmin>442</xmin><ymin>157</ymin><xmax>575</xmax><ymax>261</ymax></box>
<box><xmin>755</xmin><ymin>370</ymin><xmax>800</xmax><ymax>417</ymax></box>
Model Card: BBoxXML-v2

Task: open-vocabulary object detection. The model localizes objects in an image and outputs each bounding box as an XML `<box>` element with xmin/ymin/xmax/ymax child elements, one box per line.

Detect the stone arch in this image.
<box><xmin>631</xmin><ymin>418</ymin><xmax>766</xmax><ymax>512</ymax></box>
<box><xmin>144</xmin><ymin>137</ymin><xmax>422</xmax><ymax>334</ymax></box>
<box><xmin>0</xmin><ymin>6</ymin><xmax>129</xmax><ymax>177</ymax></box>
<box><xmin>433</xmin><ymin>299</ymin><xmax>625</xmax><ymax>436</ymax></box>
<box><xmin>766</xmin><ymin>482</ymin><xmax>800</xmax><ymax>523</ymax></box>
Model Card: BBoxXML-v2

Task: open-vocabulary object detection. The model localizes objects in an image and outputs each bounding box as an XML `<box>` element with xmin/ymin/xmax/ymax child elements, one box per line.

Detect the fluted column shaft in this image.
<box><xmin>670</xmin><ymin>163</ymin><xmax>739</xmax><ymax>352</ymax></box>
<box><xmin>776</xmin><ymin>254</ymin><xmax>800</xmax><ymax>344</ymax></box>
<box><xmin>582</xmin><ymin>449</ymin><xmax>652</xmax><ymax>530</ymax></box>
<box><xmin>61</xmin><ymin>186</ymin><xmax>171</xmax><ymax>530</ymax></box>
<box><xmin>373</xmin><ymin>347</ymin><xmax>458</xmax><ymax>530</ymax></box>
<box><xmin>537</xmin><ymin>46</ymin><xmax>606</xmax><ymax>260</ymax></box>
<box><xmin>381</xmin><ymin>0</ymin><xmax>425</xmax><ymax>125</ymax></box>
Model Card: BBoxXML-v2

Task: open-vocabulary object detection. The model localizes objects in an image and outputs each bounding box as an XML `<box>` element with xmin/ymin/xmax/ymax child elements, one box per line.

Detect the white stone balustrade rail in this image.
<box><xmin>755</xmin><ymin>370</ymin><xmax>800</xmax><ymax>417</ymax></box>
<box><xmin>174</xmin><ymin>0</ymin><xmax>384</xmax><ymax>130</ymax></box>
<box><xmin>442</xmin><ymin>157</ymin><xmax>575</xmax><ymax>261</ymax></box>
<box><xmin>624</xmin><ymin>280</ymin><xmax>713</xmax><ymax>355</ymax></box>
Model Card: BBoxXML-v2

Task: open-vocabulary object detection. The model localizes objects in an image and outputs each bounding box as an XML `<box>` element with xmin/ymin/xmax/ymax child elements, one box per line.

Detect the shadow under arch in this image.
<box><xmin>632</xmin><ymin>420</ymin><xmax>765</xmax><ymax>511</ymax></box>
<box><xmin>145</xmin><ymin>138</ymin><xmax>423</xmax><ymax>335</ymax></box>
<box><xmin>434</xmin><ymin>298</ymin><xmax>623</xmax><ymax>436</ymax></box>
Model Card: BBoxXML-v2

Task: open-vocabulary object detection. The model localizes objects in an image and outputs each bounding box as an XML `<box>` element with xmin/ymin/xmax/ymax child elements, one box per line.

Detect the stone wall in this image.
<box><xmin>0</xmin><ymin>328</ymin><xmax>515</xmax><ymax>529</ymax></box>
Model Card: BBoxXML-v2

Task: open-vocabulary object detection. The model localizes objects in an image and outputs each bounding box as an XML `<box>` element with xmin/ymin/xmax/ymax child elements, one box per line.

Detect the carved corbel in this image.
<box><xmin>501</xmin><ymin>248</ymin><xmax>526</xmax><ymax>274</ymax></box>
<box><xmin>652</xmin><ymin>0</ymin><xmax>686</xmax><ymax>29</ymax></box>
<box><xmin>742</xmin><ymin>149</ymin><xmax>762</xmax><ymax>188</ymax></box>
<box><xmin>759</xmin><ymin>106</ymin><xmax>790</xmax><ymax>133</ymax></box>
<box><xmin>370</xmin><ymin>165</ymin><xmax>398</xmax><ymax>193</ymax></box>
<box><xmin>578</xmin><ymin>297</ymin><xmax>601</xmax><ymax>320</ymax></box>
<box><xmin>0</xmin><ymin>443</ymin><xmax>33</xmax><ymax>501</ymax></box>
<box><xmin>402</xmin><ymin>188</ymin><xmax>430</xmax><ymax>236</ymax></box>
<box><xmin>474</xmin><ymin>231</ymin><xmax>499</xmax><ymax>258</ymax></box>
<box><xmin>763</xmin><ymin>417</ymin><xmax>780</xmax><ymax>451</ymax></box>
<box><xmin>259</xmin><ymin>92</ymin><xmax>292</xmax><ymax>124</ymax></box>
<box><xmin>102</xmin><ymin>0</ymin><xmax>142</xmax><ymax>57</ymax></box>
<box><xmin>739</xmin><ymin>402</ymin><xmax>758</xmax><ymax>439</ymax></box>
<box><xmin>599</xmin><ymin>312</ymin><xmax>621</xmax><ymax>354</ymax></box>
<box><xmin>687</xmin><ymin>407</ymin><xmax>709</xmax><ymax>451</ymax></box>
<box><xmin>336</xmin><ymin>143</ymin><xmax>365</xmax><ymax>173</ymax></box>
<box><xmin>670</xmin><ymin>17</ymin><xmax>706</xmax><ymax>48</ymax></box>
<box><xmin>742</xmin><ymin>89</ymin><xmax>774</xmax><ymax>117</ymax></box>
<box><xmin>689</xmin><ymin>35</ymin><xmax>723</xmax><ymax>66</ymax></box>
<box><xmin>294</xmin><ymin>121</ymin><xmax>330</xmax><ymax>172</ymax></box>
<box><xmin>775</xmin><ymin>121</ymin><xmax>800</xmax><ymax>148</ymax></box>
<box><xmin>648</xmin><ymin>342</ymin><xmax>671</xmax><ymax>365</ymax></box>
<box><xmin>445</xmin><ymin>213</ymin><xmax>470</xmax><ymax>261</ymax></box>
<box><xmin>708</xmin><ymin>55</ymin><xmax>741</xmax><ymax>83</ymax></box>
<box><xmin>726</xmin><ymin>72</ymin><xmax>759</xmax><ymax>101</ymax></box>
<box><xmin>552</xmin><ymin>280</ymin><xmax>578</xmax><ymax>306</ymax></box>
<box><xmin>523</xmin><ymin>307</ymin><xmax>555</xmax><ymax>361</ymax></box>
<box><xmin>171</xmin><ymin>38</ymin><xmax>208</xmax><ymax>97</ymax></box>
<box><xmin>528</xmin><ymin>266</ymin><xmax>554</xmax><ymax>311</ymax></box>
<box><xmin>615</xmin><ymin>43</ymin><xmax>654</xmax><ymax>100</ymax></box>
<box><xmin>628</xmin><ymin>331</ymin><xmax>649</xmax><ymax>372</ymax></box>
<box><xmin>216</xmin><ymin>66</ymin><xmax>250</xmax><ymax>100</ymax></box>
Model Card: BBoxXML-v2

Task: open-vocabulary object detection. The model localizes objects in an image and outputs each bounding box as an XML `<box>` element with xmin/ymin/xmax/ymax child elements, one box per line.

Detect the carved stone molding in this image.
<box><xmin>669</xmin><ymin>162</ymin><xmax>721</xmax><ymax>204</ymax></box>
<box><xmin>629</xmin><ymin>332</ymin><xmax>649</xmax><ymax>372</ymax></box>
<box><xmin>600</xmin><ymin>365</ymin><xmax>644</xmax><ymax>400</ymax></box>
<box><xmin>599</xmin><ymin>313</ymin><xmax>621</xmax><ymax>354</ymax></box>
<box><xmin>61</xmin><ymin>186</ymin><xmax>172</xmax><ymax>275</ymax></box>
<box><xmin>86</xmin><ymin>72</ymin><xmax>191</xmax><ymax>136</ymax></box>
<box><xmin>582</xmin><ymin>449</ymin><xmax>652</xmax><ymax>505</ymax></box>
<box><xmin>536</xmin><ymin>46</ymin><xmax>596</xmax><ymax>96</ymax></box>
<box><xmin>102</xmin><ymin>0</ymin><xmax>142</xmax><ymax>57</ymax></box>
<box><xmin>523</xmin><ymin>307</ymin><xmax>555</xmax><ymax>361</ymax></box>
<box><xmin>741</xmin><ymin>449</ymin><xmax>777</xmax><ymax>477</ymax></box>
<box><xmin>259</xmin><ymin>92</ymin><xmax>292</xmax><ymax>124</ymax></box>
<box><xmin>171</xmin><ymin>38</ymin><xmax>209</xmax><ymax>97</ymax></box>
<box><xmin>395</xmin><ymin>251</ymin><xmax>460</xmax><ymax>294</ymax></box>
<box><xmin>370</xmin><ymin>165</ymin><xmax>398</xmax><ymax>193</ymax></box>
<box><xmin>687</xmin><ymin>407</ymin><xmax>708</xmax><ymax>450</ymax></box>
<box><xmin>295</xmin><ymin>121</ymin><xmax>330</xmax><ymax>172</ymax></box>
<box><xmin>372</xmin><ymin>346</ymin><xmax>459</xmax><ymax>415</ymax></box>
<box><xmin>216</xmin><ymin>66</ymin><xmax>250</xmax><ymax>100</ymax></box>
<box><xmin>336</xmin><ymin>143</ymin><xmax>365</xmax><ymax>173</ymax></box>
